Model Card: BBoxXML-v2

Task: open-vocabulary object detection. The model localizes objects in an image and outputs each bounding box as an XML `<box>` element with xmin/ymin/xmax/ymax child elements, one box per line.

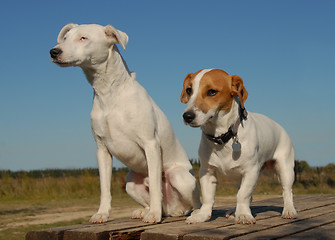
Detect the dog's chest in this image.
<box><xmin>90</xmin><ymin>97</ymin><xmax>147</xmax><ymax>172</ymax></box>
<box><xmin>206</xmin><ymin>143</ymin><xmax>243</xmax><ymax>178</ymax></box>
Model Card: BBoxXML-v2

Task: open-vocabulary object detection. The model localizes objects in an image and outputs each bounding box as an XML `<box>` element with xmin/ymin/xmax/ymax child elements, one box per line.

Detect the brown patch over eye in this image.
<box><xmin>181</xmin><ymin>70</ymin><xmax>203</xmax><ymax>104</ymax></box>
<box><xmin>194</xmin><ymin>69</ymin><xmax>234</xmax><ymax>113</ymax></box>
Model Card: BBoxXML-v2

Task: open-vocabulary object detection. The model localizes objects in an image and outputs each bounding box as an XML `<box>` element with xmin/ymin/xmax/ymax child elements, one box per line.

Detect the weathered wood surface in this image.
<box><xmin>26</xmin><ymin>195</ymin><xmax>335</xmax><ymax>240</ymax></box>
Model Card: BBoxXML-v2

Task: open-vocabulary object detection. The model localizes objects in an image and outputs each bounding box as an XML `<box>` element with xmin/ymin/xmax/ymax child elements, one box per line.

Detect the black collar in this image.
<box><xmin>205</xmin><ymin>126</ymin><xmax>236</xmax><ymax>145</ymax></box>
<box><xmin>204</xmin><ymin>106</ymin><xmax>248</xmax><ymax>145</ymax></box>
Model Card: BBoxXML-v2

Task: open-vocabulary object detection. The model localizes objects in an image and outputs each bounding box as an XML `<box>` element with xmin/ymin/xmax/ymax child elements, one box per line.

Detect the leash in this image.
<box><xmin>204</xmin><ymin>105</ymin><xmax>248</xmax><ymax>145</ymax></box>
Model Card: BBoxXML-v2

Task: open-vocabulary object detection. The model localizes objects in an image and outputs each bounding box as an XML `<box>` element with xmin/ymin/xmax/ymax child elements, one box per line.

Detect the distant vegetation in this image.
<box><xmin>0</xmin><ymin>160</ymin><xmax>334</xmax><ymax>201</ymax></box>
<box><xmin>0</xmin><ymin>168</ymin><xmax>128</xmax><ymax>201</ymax></box>
<box><xmin>293</xmin><ymin>160</ymin><xmax>335</xmax><ymax>194</ymax></box>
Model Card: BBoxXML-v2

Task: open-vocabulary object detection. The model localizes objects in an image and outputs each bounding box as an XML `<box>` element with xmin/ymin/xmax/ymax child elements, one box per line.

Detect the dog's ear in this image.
<box><xmin>57</xmin><ymin>23</ymin><xmax>79</xmax><ymax>43</ymax></box>
<box><xmin>104</xmin><ymin>25</ymin><xmax>128</xmax><ymax>50</ymax></box>
<box><xmin>180</xmin><ymin>73</ymin><xmax>193</xmax><ymax>104</ymax></box>
<box><xmin>231</xmin><ymin>75</ymin><xmax>248</xmax><ymax>109</ymax></box>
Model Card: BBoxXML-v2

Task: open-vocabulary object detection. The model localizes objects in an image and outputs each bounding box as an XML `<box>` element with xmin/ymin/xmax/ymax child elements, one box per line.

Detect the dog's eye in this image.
<box><xmin>207</xmin><ymin>89</ymin><xmax>218</xmax><ymax>96</ymax></box>
<box><xmin>80</xmin><ymin>37</ymin><xmax>88</xmax><ymax>41</ymax></box>
<box><xmin>186</xmin><ymin>88</ymin><xmax>192</xmax><ymax>95</ymax></box>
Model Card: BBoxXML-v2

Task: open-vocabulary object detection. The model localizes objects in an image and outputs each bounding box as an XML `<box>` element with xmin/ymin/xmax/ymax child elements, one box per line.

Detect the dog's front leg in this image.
<box><xmin>235</xmin><ymin>167</ymin><xmax>259</xmax><ymax>224</ymax></box>
<box><xmin>186</xmin><ymin>165</ymin><xmax>217</xmax><ymax>224</ymax></box>
<box><xmin>142</xmin><ymin>138</ymin><xmax>162</xmax><ymax>223</ymax></box>
<box><xmin>90</xmin><ymin>143</ymin><xmax>112</xmax><ymax>223</ymax></box>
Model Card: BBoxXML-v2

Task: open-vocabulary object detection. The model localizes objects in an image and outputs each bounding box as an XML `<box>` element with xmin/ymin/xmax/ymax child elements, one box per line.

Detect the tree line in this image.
<box><xmin>0</xmin><ymin>160</ymin><xmax>334</xmax><ymax>183</ymax></box>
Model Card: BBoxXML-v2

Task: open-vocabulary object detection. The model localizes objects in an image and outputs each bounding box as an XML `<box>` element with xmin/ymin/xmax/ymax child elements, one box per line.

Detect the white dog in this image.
<box><xmin>180</xmin><ymin>69</ymin><xmax>297</xmax><ymax>224</ymax></box>
<box><xmin>50</xmin><ymin>23</ymin><xmax>200</xmax><ymax>224</ymax></box>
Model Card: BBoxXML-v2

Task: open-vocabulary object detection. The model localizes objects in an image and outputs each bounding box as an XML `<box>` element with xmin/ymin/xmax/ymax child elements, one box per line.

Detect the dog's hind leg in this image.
<box><xmin>126</xmin><ymin>171</ymin><xmax>150</xmax><ymax>219</ymax></box>
<box><xmin>274</xmin><ymin>148</ymin><xmax>297</xmax><ymax>219</ymax></box>
<box><xmin>165</xmin><ymin>167</ymin><xmax>201</xmax><ymax>216</ymax></box>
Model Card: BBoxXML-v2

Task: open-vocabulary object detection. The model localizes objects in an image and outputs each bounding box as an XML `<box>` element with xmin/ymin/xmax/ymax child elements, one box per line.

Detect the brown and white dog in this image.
<box><xmin>181</xmin><ymin>69</ymin><xmax>297</xmax><ymax>224</ymax></box>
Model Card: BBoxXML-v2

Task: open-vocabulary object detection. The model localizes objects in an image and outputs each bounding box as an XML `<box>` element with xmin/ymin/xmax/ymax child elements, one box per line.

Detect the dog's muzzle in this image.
<box><xmin>50</xmin><ymin>48</ymin><xmax>62</xmax><ymax>59</ymax></box>
<box><xmin>183</xmin><ymin>111</ymin><xmax>196</xmax><ymax>124</ymax></box>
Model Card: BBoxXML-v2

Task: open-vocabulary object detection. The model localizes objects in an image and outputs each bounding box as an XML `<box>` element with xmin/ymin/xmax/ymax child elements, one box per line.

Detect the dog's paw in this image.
<box><xmin>225</xmin><ymin>208</ymin><xmax>235</xmax><ymax>219</ymax></box>
<box><xmin>132</xmin><ymin>208</ymin><xmax>149</xmax><ymax>219</ymax></box>
<box><xmin>143</xmin><ymin>210</ymin><xmax>162</xmax><ymax>223</ymax></box>
<box><xmin>185</xmin><ymin>210</ymin><xmax>211</xmax><ymax>224</ymax></box>
<box><xmin>89</xmin><ymin>212</ymin><xmax>109</xmax><ymax>224</ymax></box>
<box><xmin>235</xmin><ymin>213</ymin><xmax>256</xmax><ymax>224</ymax></box>
<box><xmin>282</xmin><ymin>207</ymin><xmax>297</xmax><ymax>219</ymax></box>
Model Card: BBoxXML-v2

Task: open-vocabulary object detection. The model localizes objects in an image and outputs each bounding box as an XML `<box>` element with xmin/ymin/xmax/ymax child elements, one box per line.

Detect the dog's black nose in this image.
<box><xmin>50</xmin><ymin>48</ymin><xmax>62</xmax><ymax>59</ymax></box>
<box><xmin>183</xmin><ymin>111</ymin><xmax>196</xmax><ymax>123</ymax></box>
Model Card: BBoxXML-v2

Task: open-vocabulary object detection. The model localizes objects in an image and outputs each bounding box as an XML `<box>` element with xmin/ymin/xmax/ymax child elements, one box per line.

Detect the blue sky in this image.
<box><xmin>0</xmin><ymin>0</ymin><xmax>334</xmax><ymax>170</ymax></box>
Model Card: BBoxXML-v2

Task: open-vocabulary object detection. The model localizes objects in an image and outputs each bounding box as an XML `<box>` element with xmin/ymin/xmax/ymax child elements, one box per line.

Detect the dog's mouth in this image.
<box><xmin>186</xmin><ymin>116</ymin><xmax>214</xmax><ymax>128</ymax></box>
<box><xmin>183</xmin><ymin>109</ymin><xmax>216</xmax><ymax>128</ymax></box>
<box><xmin>51</xmin><ymin>58</ymin><xmax>78</xmax><ymax>67</ymax></box>
<box><xmin>184</xmin><ymin>121</ymin><xmax>201</xmax><ymax>128</ymax></box>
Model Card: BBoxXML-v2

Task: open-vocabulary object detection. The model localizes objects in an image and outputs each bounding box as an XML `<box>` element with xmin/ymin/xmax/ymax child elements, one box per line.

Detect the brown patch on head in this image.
<box><xmin>194</xmin><ymin>69</ymin><xmax>235</xmax><ymax>113</ymax></box>
<box><xmin>180</xmin><ymin>70</ymin><xmax>203</xmax><ymax>104</ymax></box>
<box><xmin>181</xmin><ymin>69</ymin><xmax>248</xmax><ymax>114</ymax></box>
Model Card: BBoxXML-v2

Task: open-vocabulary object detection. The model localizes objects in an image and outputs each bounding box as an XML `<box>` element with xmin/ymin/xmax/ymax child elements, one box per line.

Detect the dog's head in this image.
<box><xmin>50</xmin><ymin>23</ymin><xmax>128</xmax><ymax>68</ymax></box>
<box><xmin>180</xmin><ymin>69</ymin><xmax>248</xmax><ymax>127</ymax></box>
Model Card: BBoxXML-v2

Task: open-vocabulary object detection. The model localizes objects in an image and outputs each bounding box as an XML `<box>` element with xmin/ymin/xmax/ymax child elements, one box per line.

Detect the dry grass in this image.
<box><xmin>1</xmin><ymin>165</ymin><xmax>335</xmax><ymax>202</ymax></box>
<box><xmin>0</xmin><ymin>168</ymin><xmax>127</xmax><ymax>201</ymax></box>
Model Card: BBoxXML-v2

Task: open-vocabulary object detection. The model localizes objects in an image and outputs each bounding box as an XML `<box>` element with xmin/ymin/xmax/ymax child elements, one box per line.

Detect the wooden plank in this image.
<box><xmin>110</xmin><ymin>227</ymin><xmax>145</xmax><ymax>240</ymax></box>
<box><xmin>25</xmin><ymin>218</ymin><xmax>138</xmax><ymax>240</ymax></box>
<box><xmin>140</xmin><ymin>205</ymin><xmax>277</xmax><ymax>240</ymax></box>
<box><xmin>109</xmin><ymin>216</ymin><xmax>186</xmax><ymax>240</ymax></box>
<box><xmin>63</xmin><ymin>219</ymin><xmax>152</xmax><ymax>240</ymax></box>
<box><xmin>143</xmin><ymin>196</ymin><xmax>335</xmax><ymax>240</ymax></box>
<box><xmin>63</xmin><ymin>216</ymin><xmax>185</xmax><ymax>240</ymax></box>
<box><xmin>111</xmin><ymin>205</ymin><xmax>236</xmax><ymax>240</ymax></box>
<box><xmin>280</xmin><ymin>222</ymin><xmax>335</xmax><ymax>240</ymax></box>
<box><xmin>134</xmin><ymin>195</ymin><xmax>335</xmax><ymax>240</ymax></box>
<box><xmin>25</xmin><ymin>224</ymin><xmax>92</xmax><ymax>240</ymax></box>
<box><xmin>183</xmin><ymin>203</ymin><xmax>335</xmax><ymax>240</ymax></box>
<box><xmin>110</xmin><ymin>224</ymin><xmax>158</xmax><ymax>240</ymax></box>
<box><xmin>233</xmin><ymin>210</ymin><xmax>335</xmax><ymax>239</ymax></box>
<box><xmin>25</xmin><ymin>195</ymin><xmax>335</xmax><ymax>240</ymax></box>
<box><xmin>290</xmin><ymin>195</ymin><xmax>335</xmax><ymax>212</ymax></box>
<box><xmin>217</xmin><ymin>194</ymin><xmax>335</xmax><ymax>222</ymax></box>
<box><xmin>141</xmin><ymin>217</ymin><xmax>235</xmax><ymax>240</ymax></box>
<box><xmin>140</xmin><ymin>202</ymin><xmax>284</xmax><ymax>240</ymax></box>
